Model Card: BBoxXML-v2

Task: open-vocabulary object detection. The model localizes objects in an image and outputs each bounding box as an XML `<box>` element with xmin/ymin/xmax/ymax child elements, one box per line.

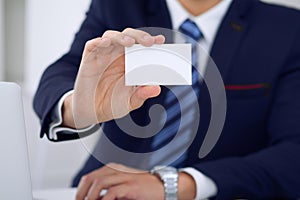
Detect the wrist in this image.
<box><xmin>62</xmin><ymin>93</ymin><xmax>76</xmax><ymax>128</ymax></box>
<box><xmin>178</xmin><ymin>172</ymin><xmax>196</xmax><ymax>200</ymax></box>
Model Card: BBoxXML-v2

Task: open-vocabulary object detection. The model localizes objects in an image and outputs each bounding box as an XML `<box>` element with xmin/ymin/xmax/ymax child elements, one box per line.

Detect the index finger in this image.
<box><xmin>122</xmin><ymin>28</ymin><xmax>165</xmax><ymax>47</ymax></box>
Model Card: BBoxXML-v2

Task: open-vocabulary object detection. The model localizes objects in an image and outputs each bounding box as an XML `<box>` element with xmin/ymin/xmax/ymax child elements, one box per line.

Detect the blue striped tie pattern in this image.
<box><xmin>149</xmin><ymin>19</ymin><xmax>203</xmax><ymax>168</ymax></box>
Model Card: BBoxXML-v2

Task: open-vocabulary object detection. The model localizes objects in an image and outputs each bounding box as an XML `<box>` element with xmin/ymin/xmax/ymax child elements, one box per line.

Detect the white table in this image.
<box><xmin>33</xmin><ymin>188</ymin><xmax>107</xmax><ymax>200</ymax></box>
<box><xmin>33</xmin><ymin>188</ymin><xmax>77</xmax><ymax>200</ymax></box>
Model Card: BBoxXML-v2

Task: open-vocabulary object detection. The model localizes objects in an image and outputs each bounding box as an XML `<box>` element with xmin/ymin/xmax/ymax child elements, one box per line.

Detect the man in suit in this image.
<box><xmin>34</xmin><ymin>0</ymin><xmax>300</xmax><ymax>199</ymax></box>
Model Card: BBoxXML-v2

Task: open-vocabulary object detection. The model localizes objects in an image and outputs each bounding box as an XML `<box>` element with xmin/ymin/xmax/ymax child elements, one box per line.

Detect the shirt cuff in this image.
<box><xmin>48</xmin><ymin>90</ymin><xmax>97</xmax><ymax>141</ymax></box>
<box><xmin>180</xmin><ymin>167</ymin><xmax>217</xmax><ymax>200</ymax></box>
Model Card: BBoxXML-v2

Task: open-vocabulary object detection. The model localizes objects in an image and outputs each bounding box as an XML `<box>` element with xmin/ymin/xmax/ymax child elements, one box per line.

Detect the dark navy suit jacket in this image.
<box><xmin>34</xmin><ymin>0</ymin><xmax>300</xmax><ymax>199</ymax></box>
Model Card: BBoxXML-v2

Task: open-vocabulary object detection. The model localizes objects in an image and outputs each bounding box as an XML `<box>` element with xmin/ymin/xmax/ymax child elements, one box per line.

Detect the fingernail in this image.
<box><xmin>142</xmin><ymin>35</ymin><xmax>151</xmax><ymax>41</ymax></box>
<box><xmin>123</xmin><ymin>36</ymin><xmax>133</xmax><ymax>42</ymax></box>
<box><xmin>100</xmin><ymin>38</ymin><xmax>110</xmax><ymax>46</ymax></box>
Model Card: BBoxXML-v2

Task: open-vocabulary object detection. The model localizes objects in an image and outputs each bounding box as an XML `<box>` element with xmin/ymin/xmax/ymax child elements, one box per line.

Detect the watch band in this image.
<box><xmin>151</xmin><ymin>166</ymin><xmax>178</xmax><ymax>200</ymax></box>
<box><xmin>164</xmin><ymin>175</ymin><xmax>178</xmax><ymax>200</ymax></box>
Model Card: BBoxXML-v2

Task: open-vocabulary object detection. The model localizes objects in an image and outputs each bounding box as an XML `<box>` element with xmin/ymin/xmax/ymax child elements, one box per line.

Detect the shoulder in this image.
<box><xmin>254</xmin><ymin>1</ymin><xmax>300</xmax><ymax>24</ymax></box>
<box><xmin>241</xmin><ymin>0</ymin><xmax>300</xmax><ymax>40</ymax></box>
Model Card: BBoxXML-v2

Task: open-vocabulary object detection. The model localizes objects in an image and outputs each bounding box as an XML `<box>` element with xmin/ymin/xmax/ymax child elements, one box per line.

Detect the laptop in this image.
<box><xmin>0</xmin><ymin>82</ymin><xmax>33</xmax><ymax>199</ymax></box>
<box><xmin>0</xmin><ymin>82</ymin><xmax>103</xmax><ymax>199</ymax></box>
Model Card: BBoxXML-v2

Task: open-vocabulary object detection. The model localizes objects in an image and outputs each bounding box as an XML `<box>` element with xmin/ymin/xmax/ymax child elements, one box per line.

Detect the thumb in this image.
<box><xmin>129</xmin><ymin>86</ymin><xmax>161</xmax><ymax>111</ymax></box>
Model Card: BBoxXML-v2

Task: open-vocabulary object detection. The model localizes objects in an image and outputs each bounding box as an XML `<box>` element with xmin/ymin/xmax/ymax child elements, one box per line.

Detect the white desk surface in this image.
<box><xmin>33</xmin><ymin>188</ymin><xmax>76</xmax><ymax>200</ymax></box>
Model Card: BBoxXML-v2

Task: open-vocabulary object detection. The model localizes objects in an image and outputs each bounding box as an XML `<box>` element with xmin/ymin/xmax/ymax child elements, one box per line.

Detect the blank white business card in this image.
<box><xmin>125</xmin><ymin>44</ymin><xmax>192</xmax><ymax>86</ymax></box>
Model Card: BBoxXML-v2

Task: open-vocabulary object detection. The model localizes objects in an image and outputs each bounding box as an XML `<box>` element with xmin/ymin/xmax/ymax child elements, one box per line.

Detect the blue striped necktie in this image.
<box><xmin>149</xmin><ymin>19</ymin><xmax>203</xmax><ymax>168</ymax></box>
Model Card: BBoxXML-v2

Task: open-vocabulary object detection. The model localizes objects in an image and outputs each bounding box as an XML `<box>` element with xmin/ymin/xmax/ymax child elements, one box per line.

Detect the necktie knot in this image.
<box><xmin>179</xmin><ymin>19</ymin><xmax>202</xmax><ymax>41</ymax></box>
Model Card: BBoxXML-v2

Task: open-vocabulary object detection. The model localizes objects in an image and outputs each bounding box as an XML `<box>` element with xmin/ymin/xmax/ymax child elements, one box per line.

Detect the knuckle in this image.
<box><xmin>103</xmin><ymin>30</ymin><xmax>113</xmax><ymax>35</ymax></box>
<box><xmin>86</xmin><ymin>194</ymin><xmax>97</xmax><ymax>200</ymax></box>
<box><xmin>81</xmin><ymin>174</ymin><xmax>91</xmax><ymax>183</ymax></box>
<box><xmin>93</xmin><ymin>177</ymin><xmax>104</xmax><ymax>186</ymax></box>
<box><xmin>75</xmin><ymin>192</ymin><xmax>84</xmax><ymax>200</ymax></box>
<box><xmin>102</xmin><ymin>30</ymin><xmax>119</xmax><ymax>38</ymax></box>
<box><xmin>84</xmin><ymin>40</ymin><xmax>94</xmax><ymax>48</ymax></box>
<box><xmin>123</xmin><ymin>27</ymin><xmax>133</xmax><ymax>33</ymax></box>
<box><xmin>84</xmin><ymin>39</ymin><xmax>99</xmax><ymax>52</ymax></box>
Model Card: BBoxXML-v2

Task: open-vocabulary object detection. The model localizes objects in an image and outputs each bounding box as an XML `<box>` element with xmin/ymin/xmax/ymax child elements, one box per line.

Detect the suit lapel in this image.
<box><xmin>210</xmin><ymin>0</ymin><xmax>257</xmax><ymax>82</ymax></box>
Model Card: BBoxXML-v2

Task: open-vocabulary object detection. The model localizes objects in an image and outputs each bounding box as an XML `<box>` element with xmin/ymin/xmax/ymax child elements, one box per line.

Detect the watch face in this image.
<box><xmin>153</xmin><ymin>165</ymin><xmax>165</xmax><ymax>170</ymax></box>
<box><xmin>161</xmin><ymin>167</ymin><xmax>177</xmax><ymax>174</ymax></box>
<box><xmin>153</xmin><ymin>165</ymin><xmax>168</xmax><ymax>171</ymax></box>
<box><xmin>151</xmin><ymin>166</ymin><xmax>177</xmax><ymax>175</ymax></box>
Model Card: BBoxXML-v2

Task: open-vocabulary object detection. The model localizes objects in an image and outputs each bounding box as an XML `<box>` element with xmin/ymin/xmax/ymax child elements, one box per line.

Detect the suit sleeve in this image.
<box><xmin>33</xmin><ymin>0</ymin><xmax>108</xmax><ymax>141</ymax></box>
<box><xmin>193</xmin><ymin>26</ymin><xmax>300</xmax><ymax>200</ymax></box>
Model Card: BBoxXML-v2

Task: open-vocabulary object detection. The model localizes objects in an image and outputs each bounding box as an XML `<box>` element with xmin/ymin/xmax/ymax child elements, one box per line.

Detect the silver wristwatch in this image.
<box><xmin>151</xmin><ymin>166</ymin><xmax>178</xmax><ymax>200</ymax></box>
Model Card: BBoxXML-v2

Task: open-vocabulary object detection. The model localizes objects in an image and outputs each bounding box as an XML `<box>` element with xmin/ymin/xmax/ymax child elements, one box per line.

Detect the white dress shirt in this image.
<box><xmin>49</xmin><ymin>0</ymin><xmax>233</xmax><ymax>199</ymax></box>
